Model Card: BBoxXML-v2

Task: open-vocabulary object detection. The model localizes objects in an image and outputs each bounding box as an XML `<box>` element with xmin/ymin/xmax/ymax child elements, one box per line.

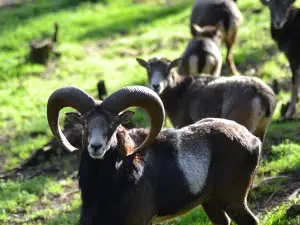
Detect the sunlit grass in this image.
<box><xmin>0</xmin><ymin>0</ymin><xmax>300</xmax><ymax>224</ymax></box>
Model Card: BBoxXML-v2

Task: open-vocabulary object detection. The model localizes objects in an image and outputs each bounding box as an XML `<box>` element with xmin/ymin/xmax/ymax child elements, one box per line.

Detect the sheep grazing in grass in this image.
<box><xmin>137</xmin><ymin>57</ymin><xmax>276</xmax><ymax>142</ymax></box>
<box><xmin>178</xmin><ymin>24</ymin><xmax>223</xmax><ymax>77</ymax></box>
<box><xmin>190</xmin><ymin>0</ymin><xmax>242</xmax><ymax>75</ymax></box>
<box><xmin>260</xmin><ymin>0</ymin><xmax>300</xmax><ymax>120</ymax></box>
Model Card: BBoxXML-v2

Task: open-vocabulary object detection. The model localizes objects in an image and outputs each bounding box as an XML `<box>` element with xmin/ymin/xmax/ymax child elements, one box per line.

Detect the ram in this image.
<box><xmin>47</xmin><ymin>85</ymin><xmax>260</xmax><ymax>225</ymax></box>
<box><xmin>178</xmin><ymin>24</ymin><xmax>223</xmax><ymax>77</ymax></box>
<box><xmin>137</xmin><ymin>57</ymin><xmax>276</xmax><ymax>141</ymax></box>
<box><xmin>260</xmin><ymin>0</ymin><xmax>300</xmax><ymax>119</ymax></box>
<box><xmin>190</xmin><ymin>0</ymin><xmax>242</xmax><ymax>75</ymax></box>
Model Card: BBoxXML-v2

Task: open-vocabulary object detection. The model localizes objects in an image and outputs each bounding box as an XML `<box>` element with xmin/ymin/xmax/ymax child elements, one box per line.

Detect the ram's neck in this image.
<box><xmin>167</xmin><ymin>70</ymin><xmax>185</xmax><ymax>88</ymax></box>
<box><xmin>78</xmin><ymin>127</ymin><xmax>145</xmax><ymax>191</ymax></box>
<box><xmin>159</xmin><ymin>73</ymin><xmax>194</xmax><ymax>126</ymax></box>
<box><xmin>79</xmin><ymin>128</ymin><xmax>147</xmax><ymax>224</ymax></box>
<box><xmin>78</xmin><ymin>148</ymin><xmax>117</xmax><ymax>185</ymax></box>
<box><xmin>78</xmin><ymin>147</ymin><xmax>129</xmax><ymax>224</ymax></box>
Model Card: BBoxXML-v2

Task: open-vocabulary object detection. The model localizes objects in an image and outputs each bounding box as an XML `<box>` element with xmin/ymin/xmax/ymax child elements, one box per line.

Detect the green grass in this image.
<box><xmin>0</xmin><ymin>0</ymin><xmax>300</xmax><ymax>224</ymax></box>
<box><xmin>261</xmin><ymin>199</ymin><xmax>300</xmax><ymax>225</ymax></box>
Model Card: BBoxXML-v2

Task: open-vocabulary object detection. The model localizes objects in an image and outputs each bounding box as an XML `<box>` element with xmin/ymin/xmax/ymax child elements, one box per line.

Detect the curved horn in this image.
<box><xmin>101</xmin><ymin>85</ymin><xmax>165</xmax><ymax>155</ymax></box>
<box><xmin>47</xmin><ymin>86</ymin><xmax>96</xmax><ymax>152</ymax></box>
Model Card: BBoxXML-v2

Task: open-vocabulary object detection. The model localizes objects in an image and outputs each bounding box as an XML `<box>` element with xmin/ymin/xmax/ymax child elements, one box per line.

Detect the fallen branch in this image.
<box><xmin>288</xmin><ymin>188</ymin><xmax>300</xmax><ymax>201</ymax></box>
<box><xmin>252</xmin><ymin>175</ymin><xmax>289</xmax><ymax>189</ymax></box>
<box><xmin>59</xmin><ymin>189</ymin><xmax>79</xmax><ymax>200</ymax></box>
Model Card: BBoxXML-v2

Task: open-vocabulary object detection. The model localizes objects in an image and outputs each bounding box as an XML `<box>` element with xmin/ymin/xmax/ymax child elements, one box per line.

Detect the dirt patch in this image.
<box><xmin>251</xmin><ymin>173</ymin><xmax>300</xmax><ymax>213</ymax></box>
<box><xmin>0</xmin><ymin>149</ymin><xmax>81</xmax><ymax>180</ymax></box>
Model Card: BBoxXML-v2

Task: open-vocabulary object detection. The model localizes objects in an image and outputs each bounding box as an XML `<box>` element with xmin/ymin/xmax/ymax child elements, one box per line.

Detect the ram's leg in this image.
<box><xmin>225</xmin><ymin>26</ymin><xmax>240</xmax><ymax>76</ymax></box>
<box><xmin>284</xmin><ymin>62</ymin><xmax>299</xmax><ymax>119</ymax></box>
<box><xmin>202</xmin><ymin>55</ymin><xmax>218</xmax><ymax>77</ymax></box>
<box><xmin>225</xmin><ymin>202</ymin><xmax>258</xmax><ymax>225</ymax></box>
<box><xmin>202</xmin><ymin>199</ymin><xmax>230</xmax><ymax>225</ymax></box>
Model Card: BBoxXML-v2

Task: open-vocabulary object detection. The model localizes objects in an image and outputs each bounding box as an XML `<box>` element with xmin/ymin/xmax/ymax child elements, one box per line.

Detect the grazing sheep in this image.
<box><xmin>178</xmin><ymin>24</ymin><xmax>223</xmax><ymax>77</ymax></box>
<box><xmin>137</xmin><ymin>57</ymin><xmax>276</xmax><ymax>141</ymax></box>
<box><xmin>47</xmin><ymin>85</ymin><xmax>261</xmax><ymax>225</ymax></box>
<box><xmin>260</xmin><ymin>0</ymin><xmax>300</xmax><ymax>119</ymax></box>
<box><xmin>190</xmin><ymin>0</ymin><xmax>242</xmax><ymax>75</ymax></box>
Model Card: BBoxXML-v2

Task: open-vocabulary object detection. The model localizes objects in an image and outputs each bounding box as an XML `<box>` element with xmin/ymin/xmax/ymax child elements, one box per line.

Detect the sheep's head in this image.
<box><xmin>260</xmin><ymin>0</ymin><xmax>295</xmax><ymax>29</ymax></box>
<box><xmin>47</xmin><ymin>86</ymin><xmax>165</xmax><ymax>159</ymax></box>
<box><xmin>136</xmin><ymin>57</ymin><xmax>181</xmax><ymax>94</ymax></box>
<box><xmin>67</xmin><ymin>109</ymin><xmax>134</xmax><ymax>159</ymax></box>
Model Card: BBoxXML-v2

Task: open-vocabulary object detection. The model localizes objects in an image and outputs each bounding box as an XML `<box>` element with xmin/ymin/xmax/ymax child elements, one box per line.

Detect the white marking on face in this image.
<box><xmin>177</xmin><ymin>138</ymin><xmax>211</xmax><ymax>195</ymax></box>
<box><xmin>88</xmin><ymin>127</ymin><xmax>107</xmax><ymax>159</ymax></box>
<box><xmin>271</xmin><ymin>5</ymin><xmax>290</xmax><ymax>30</ymax></box>
<box><xmin>273</xmin><ymin>19</ymin><xmax>286</xmax><ymax>29</ymax></box>
<box><xmin>189</xmin><ymin>54</ymin><xmax>198</xmax><ymax>76</ymax></box>
<box><xmin>149</xmin><ymin>71</ymin><xmax>167</xmax><ymax>94</ymax></box>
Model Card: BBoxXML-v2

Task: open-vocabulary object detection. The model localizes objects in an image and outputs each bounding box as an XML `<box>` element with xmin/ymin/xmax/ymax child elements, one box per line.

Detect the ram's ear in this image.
<box><xmin>168</xmin><ymin>58</ymin><xmax>182</xmax><ymax>71</ymax></box>
<box><xmin>118</xmin><ymin>111</ymin><xmax>135</xmax><ymax>124</ymax></box>
<box><xmin>136</xmin><ymin>58</ymin><xmax>149</xmax><ymax>70</ymax></box>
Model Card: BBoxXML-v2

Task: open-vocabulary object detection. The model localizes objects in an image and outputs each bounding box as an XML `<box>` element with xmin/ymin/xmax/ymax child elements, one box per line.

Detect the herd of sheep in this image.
<box><xmin>46</xmin><ymin>0</ymin><xmax>300</xmax><ymax>224</ymax></box>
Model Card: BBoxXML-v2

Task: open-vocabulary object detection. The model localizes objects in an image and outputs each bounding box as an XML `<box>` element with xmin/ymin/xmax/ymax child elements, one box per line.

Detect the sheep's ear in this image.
<box><xmin>168</xmin><ymin>58</ymin><xmax>182</xmax><ymax>70</ymax></box>
<box><xmin>136</xmin><ymin>58</ymin><xmax>149</xmax><ymax>70</ymax></box>
<box><xmin>192</xmin><ymin>23</ymin><xmax>203</xmax><ymax>34</ymax></box>
<box><xmin>119</xmin><ymin>111</ymin><xmax>135</xmax><ymax>124</ymax></box>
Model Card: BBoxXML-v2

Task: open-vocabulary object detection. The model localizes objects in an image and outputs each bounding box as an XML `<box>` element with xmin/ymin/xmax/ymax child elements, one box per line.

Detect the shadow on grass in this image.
<box><xmin>232</xmin><ymin>43</ymin><xmax>278</xmax><ymax>75</ymax></box>
<box><xmin>266</xmin><ymin>121</ymin><xmax>300</xmax><ymax>146</ymax></box>
<box><xmin>0</xmin><ymin>0</ymin><xmax>80</xmax><ymax>26</ymax></box>
<box><xmin>76</xmin><ymin>3</ymin><xmax>191</xmax><ymax>41</ymax></box>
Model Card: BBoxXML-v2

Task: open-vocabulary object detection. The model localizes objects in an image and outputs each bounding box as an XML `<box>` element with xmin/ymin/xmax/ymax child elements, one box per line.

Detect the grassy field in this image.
<box><xmin>0</xmin><ymin>0</ymin><xmax>300</xmax><ymax>224</ymax></box>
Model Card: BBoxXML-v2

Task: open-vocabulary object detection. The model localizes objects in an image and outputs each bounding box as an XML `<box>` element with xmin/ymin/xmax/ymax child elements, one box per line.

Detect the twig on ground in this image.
<box><xmin>288</xmin><ymin>188</ymin><xmax>300</xmax><ymax>201</ymax></box>
<box><xmin>59</xmin><ymin>189</ymin><xmax>79</xmax><ymax>200</ymax></box>
<box><xmin>264</xmin><ymin>190</ymin><xmax>276</xmax><ymax>208</ymax></box>
<box><xmin>253</xmin><ymin>175</ymin><xmax>289</xmax><ymax>189</ymax></box>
